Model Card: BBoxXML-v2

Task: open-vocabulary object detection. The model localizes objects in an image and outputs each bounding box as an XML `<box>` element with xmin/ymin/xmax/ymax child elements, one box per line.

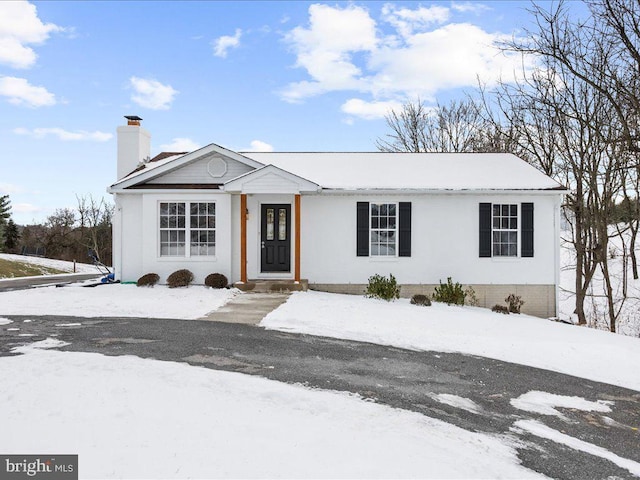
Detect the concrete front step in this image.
<box><xmin>199</xmin><ymin>292</ymin><xmax>291</xmax><ymax>325</ymax></box>
<box><xmin>233</xmin><ymin>279</ymin><xmax>308</xmax><ymax>293</ymax></box>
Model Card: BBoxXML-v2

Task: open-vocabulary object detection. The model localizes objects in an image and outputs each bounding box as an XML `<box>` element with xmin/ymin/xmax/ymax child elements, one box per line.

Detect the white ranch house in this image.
<box><xmin>108</xmin><ymin>117</ymin><xmax>566</xmax><ymax>317</ymax></box>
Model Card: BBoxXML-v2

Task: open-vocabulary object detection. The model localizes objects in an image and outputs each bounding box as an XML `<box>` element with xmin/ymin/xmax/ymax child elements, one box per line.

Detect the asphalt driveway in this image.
<box><xmin>1</xmin><ymin>314</ymin><xmax>639</xmax><ymax>479</ymax></box>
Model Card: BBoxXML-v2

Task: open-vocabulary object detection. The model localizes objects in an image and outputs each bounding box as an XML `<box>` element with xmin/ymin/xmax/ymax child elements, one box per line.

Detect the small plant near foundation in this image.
<box><xmin>506</xmin><ymin>294</ymin><xmax>524</xmax><ymax>314</ymax></box>
<box><xmin>432</xmin><ymin>277</ymin><xmax>466</xmax><ymax>305</ymax></box>
<box><xmin>167</xmin><ymin>269</ymin><xmax>194</xmax><ymax>288</ymax></box>
<box><xmin>205</xmin><ymin>273</ymin><xmax>228</xmax><ymax>289</ymax></box>
<box><xmin>492</xmin><ymin>304</ymin><xmax>510</xmax><ymax>314</ymax></box>
<box><xmin>410</xmin><ymin>294</ymin><xmax>431</xmax><ymax>306</ymax></box>
<box><xmin>365</xmin><ymin>273</ymin><xmax>400</xmax><ymax>301</ymax></box>
<box><xmin>464</xmin><ymin>286</ymin><xmax>479</xmax><ymax>307</ymax></box>
<box><xmin>136</xmin><ymin>273</ymin><xmax>160</xmax><ymax>287</ymax></box>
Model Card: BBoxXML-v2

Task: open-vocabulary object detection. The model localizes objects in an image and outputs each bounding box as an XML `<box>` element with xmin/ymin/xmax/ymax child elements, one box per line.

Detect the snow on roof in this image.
<box><xmin>240</xmin><ymin>152</ymin><xmax>564</xmax><ymax>191</ymax></box>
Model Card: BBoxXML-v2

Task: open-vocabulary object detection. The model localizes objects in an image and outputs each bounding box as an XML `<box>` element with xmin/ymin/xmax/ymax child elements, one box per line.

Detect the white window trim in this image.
<box><xmin>491</xmin><ymin>203</ymin><xmax>519</xmax><ymax>258</ymax></box>
<box><xmin>370</xmin><ymin>202</ymin><xmax>398</xmax><ymax>258</ymax></box>
<box><xmin>158</xmin><ymin>201</ymin><xmax>217</xmax><ymax>260</ymax></box>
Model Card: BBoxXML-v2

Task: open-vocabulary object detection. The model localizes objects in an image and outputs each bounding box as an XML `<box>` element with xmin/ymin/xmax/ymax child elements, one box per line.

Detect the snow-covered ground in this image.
<box><xmin>1</xmin><ymin>340</ymin><xmax>543</xmax><ymax>479</ymax></box>
<box><xmin>261</xmin><ymin>291</ymin><xmax>640</xmax><ymax>392</ymax></box>
<box><xmin>559</xmin><ymin>234</ymin><xmax>640</xmax><ymax>337</ymax></box>
<box><xmin>3</xmin><ymin>260</ymin><xmax>640</xmax><ymax>477</ymax></box>
<box><xmin>0</xmin><ymin>283</ymin><xmax>237</xmax><ymax>319</ymax></box>
<box><xmin>0</xmin><ymin>253</ymin><xmax>98</xmax><ymax>275</ymax></box>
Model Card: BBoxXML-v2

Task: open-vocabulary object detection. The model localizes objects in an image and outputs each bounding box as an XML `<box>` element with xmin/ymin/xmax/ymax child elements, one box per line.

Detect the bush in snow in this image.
<box><xmin>205</xmin><ymin>273</ymin><xmax>228</xmax><ymax>289</ymax></box>
<box><xmin>365</xmin><ymin>273</ymin><xmax>400</xmax><ymax>301</ymax></box>
<box><xmin>432</xmin><ymin>277</ymin><xmax>466</xmax><ymax>305</ymax></box>
<box><xmin>506</xmin><ymin>294</ymin><xmax>524</xmax><ymax>314</ymax></box>
<box><xmin>167</xmin><ymin>269</ymin><xmax>194</xmax><ymax>288</ymax></box>
<box><xmin>136</xmin><ymin>273</ymin><xmax>160</xmax><ymax>287</ymax></box>
<box><xmin>410</xmin><ymin>294</ymin><xmax>431</xmax><ymax>306</ymax></box>
<box><xmin>464</xmin><ymin>286</ymin><xmax>479</xmax><ymax>307</ymax></box>
<box><xmin>492</xmin><ymin>304</ymin><xmax>510</xmax><ymax>314</ymax></box>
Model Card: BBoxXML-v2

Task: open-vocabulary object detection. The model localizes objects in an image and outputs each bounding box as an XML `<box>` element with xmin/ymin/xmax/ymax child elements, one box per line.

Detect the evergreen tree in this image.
<box><xmin>0</xmin><ymin>194</ymin><xmax>10</xmax><ymax>252</ymax></box>
<box><xmin>3</xmin><ymin>218</ymin><xmax>19</xmax><ymax>252</ymax></box>
<box><xmin>0</xmin><ymin>195</ymin><xmax>10</xmax><ymax>225</ymax></box>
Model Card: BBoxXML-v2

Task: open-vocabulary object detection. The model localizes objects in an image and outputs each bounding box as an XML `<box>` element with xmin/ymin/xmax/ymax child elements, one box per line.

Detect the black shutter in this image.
<box><xmin>398</xmin><ymin>202</ymin><xmax>411</xmax><ymax>257</ymax></box>
<box><xmin>521</xmin><ymin>203</ymin><xmax>534</xmax><ymax>257</ymax></box>
<box><xmin>479</xmin><ymin>203</ymin><xmax>492</xmax><ymax>257</ymax></box>
<box><xmin>357</xmin><ymin>202</ymin><xmax>369</xmax><ymax>256</ymax></box>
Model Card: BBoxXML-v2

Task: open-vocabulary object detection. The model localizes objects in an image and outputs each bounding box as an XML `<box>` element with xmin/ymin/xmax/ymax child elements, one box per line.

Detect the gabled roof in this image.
<box><xmin>223</xmin><ymin>164</ymin><xmax>320</xmax><ymax>194</ymax></box>
<box><xmin>241</xmin><ymin>152</ymin><xmax>565</xmax><ymax>191</ymax></box>
<box><xmin>109</xmin><ymin>143</ymin><xmax>264</xmax><ymax>191</ymax></box>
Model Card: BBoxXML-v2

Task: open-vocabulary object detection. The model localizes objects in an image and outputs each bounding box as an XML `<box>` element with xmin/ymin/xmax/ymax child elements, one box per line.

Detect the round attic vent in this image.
<box><xmin>207</xmin><ymin>157</ymin><xmax>228</xmax><ymax>178</ymax></box>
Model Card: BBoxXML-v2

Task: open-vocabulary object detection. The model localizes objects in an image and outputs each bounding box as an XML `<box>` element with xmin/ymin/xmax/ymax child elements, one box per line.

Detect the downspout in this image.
<box><xmin>554</xmin><ymin>197</ymin><xmax>561</xmax><ymax>319</ymax></box>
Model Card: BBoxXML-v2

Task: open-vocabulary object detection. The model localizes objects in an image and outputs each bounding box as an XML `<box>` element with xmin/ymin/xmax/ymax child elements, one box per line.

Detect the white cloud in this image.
<box><xmin>212</xmin><ymin>29</ymin><xmax>242</xmax><ymax>58</ymax></box>
<box><xmin>13</xmin><ymin>203</ymin><xmax>41</xmax><ymax>214</ymax></box>
<box><xmin>159</xmin><ymin>138</ymin><xmax>201</xmax><ymax>152</ymax></box>
<box><xmin>0</xmin><ymin>1</ymin><xmax>63</xmax><ymax>69</ymax></box>
<box><xmin>0</xmin><ymin>76</ymin><xmax>56</xmax><ymax>107</ymax></box>
<box><xmin>451</xmin><ymin>2</ymin><xmax>491</xmax><ymax>14</ymax></box>
<box><xmin>341</xmin><ymin>98</ymin><xmax>403</xmax><ymax>120</ymax></box>
<box><xmin>281</xmin><ymin>4</ymin><xmax>533</xmax><ymax>107</ymax></box>
<box><xmin>381</xmin><ymin>4</ymin><xmax>450</xmax><ymax>38</ymax></box>
<box><xmin>129</xmin><ymin>77</ymin><xmax>178</xmax><ymax>110</ymax></box>
<box><xmin>281</xmin><ymin>4</ymin><xmax>377</xmax><ymax>103</ymax></box>
<box><xmin>242</xmin><ymin>140</ymin><xmax>274</xmax><ymax>152</ymax></box>
<box><xmin>13</xmin><ymin>127</ymin><xmax>112</xmax><ymax>142</ymax></box>
<box><xmin>0</xmin><ymin>183</ymin><xmax>24</xmax><ymax>195</ymax></box>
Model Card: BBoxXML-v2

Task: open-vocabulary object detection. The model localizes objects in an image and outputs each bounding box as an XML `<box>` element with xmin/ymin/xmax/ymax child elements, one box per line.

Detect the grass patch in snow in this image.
<box><xmin>0</xmin><ymin>258</ymin><xmax>66</xmax><ymax>278</ymax></box>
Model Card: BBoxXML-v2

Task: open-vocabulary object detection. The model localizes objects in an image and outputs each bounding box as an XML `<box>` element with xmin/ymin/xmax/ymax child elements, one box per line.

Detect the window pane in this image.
<box><xmin>278</xmin><ymin>208</ymin><xmax>287</xmax><ymax>240</ymax></box>
<box><xmin>502</xmin><ymin>205</ymin><xmax>509</xmax><ymax>215</ymax></box>
<box><xmin>380</xmin><ymin>204</ymin><xmax>388</xmax><ymax>216</ymax></box>
<box><xmin>380</xmin><ymin>217</ymin><xmax>388</xmax><ymax>229</ymax></box>
<box><xmin>266</xmin><ymin>208</ymin><xmax>274</xmax><ymax>240</ymax></box>
<box><xmin>371</xmin><ymin>204</ymin><xmax>379</xmax><ymax>215</ymax></box>
<box><xmin>502</xmin><ymin>218</ymin><xmax>509</xmax><ymax>228</ymax></box>
<box><xmin>510</xmin><ymin>205</ymin><xmax>517</xmax><ymax>216</ymax></box>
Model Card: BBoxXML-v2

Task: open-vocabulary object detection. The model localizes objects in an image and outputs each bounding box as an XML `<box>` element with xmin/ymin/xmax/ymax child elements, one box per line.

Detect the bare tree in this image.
<box><xmin>76</xmin><ymin>194</ymin><xmax>114</xmax><ymax>265</ymax></box>
<box><xmin>377</xmin><ymin>98</ymin><xmax>494</xmax><ymax>153</ymax></box>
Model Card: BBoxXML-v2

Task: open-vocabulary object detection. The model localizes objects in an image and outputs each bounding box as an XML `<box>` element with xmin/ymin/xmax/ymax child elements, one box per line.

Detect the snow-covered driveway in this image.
<box><xmin>1</xmin><ymin>314</ymin><xmax>639</xmax><ymax>479</ymax></box>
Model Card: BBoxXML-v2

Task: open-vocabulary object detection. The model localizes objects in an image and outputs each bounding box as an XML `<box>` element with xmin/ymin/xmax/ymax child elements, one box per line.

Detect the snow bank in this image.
<box><xmin>0</xmin><ymin>253</ymin><xmax>97</xmax><ymax>274</ymax></box>
<box><xmin>0</xmin><ymin>284</ymin><xmax>237</xmax><ymax>319</ymax></box>
<box><xmin>0</xmin><ymin>349</ymin><xmax>543</xmax><ymax>479</ymax></box>
<box><xmin>262</xmin><ymin>291</ymin><xmax>640</xmax><ymax>392</ymax></box>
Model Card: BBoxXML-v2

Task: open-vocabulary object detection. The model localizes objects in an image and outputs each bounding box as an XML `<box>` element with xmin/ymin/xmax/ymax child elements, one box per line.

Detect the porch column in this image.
<box><xmin>295</xmin><ymin>194</ymin><xmax>301</xmax><ymax>282</ymax></box>
<box><xmin>240</xmin><ymin>194</ymin><xmax>247</xmax><ymax>283</ymax></box>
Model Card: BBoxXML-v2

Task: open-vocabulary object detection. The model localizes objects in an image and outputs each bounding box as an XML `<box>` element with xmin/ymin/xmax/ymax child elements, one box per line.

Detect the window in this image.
<box><xmin>370</xmin><ymin>203</ymin><xmax>396</xmax><ymax>256</ymax></box>
<box><xmin>159</xmin><ymin>202</ymin><xmax>215</xmax><ymax>257</ymax></box>
<box><xmin>492</xmin><ymin>204</ymin><xmax>517</xmax><ymax>257</ymax></box>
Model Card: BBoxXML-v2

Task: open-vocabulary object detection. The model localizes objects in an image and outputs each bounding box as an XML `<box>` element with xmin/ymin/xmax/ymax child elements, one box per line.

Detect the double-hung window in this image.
<box><xmin>492</xmin><ymin>204</ymin><xmax>517</xmax><ymax>257</ymax></box>
<box><xmin>370</xmin><ymin>203</ymin><xmax>397</xmax><ymax>256</ymax></box>
<box><xmin>159</xmin><ymin>202</ymin><xmax>216</xmax><ymax>257</ymax></box>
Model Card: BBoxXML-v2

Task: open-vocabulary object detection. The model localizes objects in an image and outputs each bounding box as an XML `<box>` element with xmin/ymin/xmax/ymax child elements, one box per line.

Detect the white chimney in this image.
<box><xmin>116</xmin><ymin>115</ymin><xmax>151</xmax><ymax>180</ymax></box>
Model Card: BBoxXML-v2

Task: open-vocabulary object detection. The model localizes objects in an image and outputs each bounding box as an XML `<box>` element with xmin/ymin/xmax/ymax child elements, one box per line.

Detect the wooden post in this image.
<box><xmin>240</xmin><ymin>194</ymin><xmax>247</xmax><ymax>283</ymax></box>
<box><xmin>295</xmin><ymin>194</ymin><xmax>301</xmax><ymax>282</ymax></box>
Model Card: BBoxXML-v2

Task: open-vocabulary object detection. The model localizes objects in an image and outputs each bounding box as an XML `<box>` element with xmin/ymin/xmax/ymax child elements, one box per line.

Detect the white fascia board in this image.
<box><xmin>110</xmin><ymin>143</ymin><xmax>265</xmax><ymax>190</ymax></box>
<box><xmin>313</xmin><ymin>188</ymin><xmax>566</xmax><ymax>196</ymax></box>
<box><xmin>223</xmin><ymin>164</ymin><xmax>320</xmax><ymax>193</ymax></box>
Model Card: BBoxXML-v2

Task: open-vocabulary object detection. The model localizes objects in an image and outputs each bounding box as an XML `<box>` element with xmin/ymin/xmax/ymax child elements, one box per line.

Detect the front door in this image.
<box><xmin>261</xmin><ymin>204</ymin><xmax>291</xmax><ymax>272</ymax></box>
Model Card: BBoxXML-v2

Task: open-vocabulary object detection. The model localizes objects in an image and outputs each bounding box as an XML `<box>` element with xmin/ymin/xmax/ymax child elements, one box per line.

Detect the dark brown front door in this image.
<box><xmin>261</xmin><ymin>204</ymin><xmax>291</xmax><ymax>272</ymax></box>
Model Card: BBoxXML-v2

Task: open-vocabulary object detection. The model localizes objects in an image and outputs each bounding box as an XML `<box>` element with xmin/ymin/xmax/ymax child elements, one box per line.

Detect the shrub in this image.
<box><xmin>167</xmin><ymin>269</ymin><xmax>194</xmax><ymax>288</ymax></box>
<box><xmin>492</xmin><ymin>304</ymin><xmax>510</xmax><ymax>314</ymax></box>
<box><xmin>205</xmin><ymin>273</ymin><xmax>228</xmax><ymax>289</ymax></box>
<box><xmin>432</xmin><ymin>277</ymin><xmax>466</xmax><ymax>305</ymax></box>
<box><xmin>365</xmin><ymin>273</ymin><xmax>400</xmax><ymax>301</ymax></box>
<box><xmin>136</xmin><ymin>273</ymin><xmax>160</xmax><ymax>287</ymax></box>
<box><xmin>506</xmin><ymin>294</ymin><xmax>525</xmax><ymax>314</ymax></box>
<box><xmin>464</xmin><ymin>286</ymin><xmax>479</xmax><ymax>307</ymax></box>
<box><xmin>410</xmin><ymin>294</ymin><xmax>431</xmax><ymax>306</ymax></box>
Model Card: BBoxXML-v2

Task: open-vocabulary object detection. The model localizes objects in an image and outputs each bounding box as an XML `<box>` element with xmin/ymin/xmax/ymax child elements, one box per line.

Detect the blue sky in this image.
<box><xmin>1</xmin><ymin>0</ymin><xmax>556</xmax><ymax>225</ymax></box>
